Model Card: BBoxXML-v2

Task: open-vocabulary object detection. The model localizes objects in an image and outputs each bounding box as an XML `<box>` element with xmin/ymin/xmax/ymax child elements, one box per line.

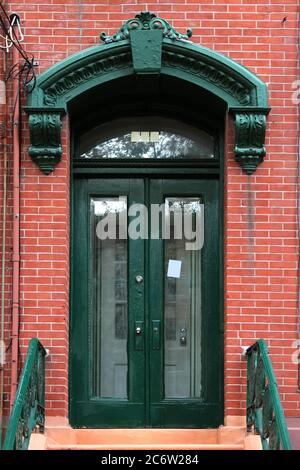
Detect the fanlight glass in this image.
<box><xmin>78</xmin><ymin>117</ymin><xmax>215</xmax><ymax>160</ymax></box>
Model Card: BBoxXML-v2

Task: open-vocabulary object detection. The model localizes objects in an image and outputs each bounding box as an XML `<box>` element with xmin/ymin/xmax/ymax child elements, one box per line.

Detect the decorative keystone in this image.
<box><xmin>25</xmin><ymin>108</ymin><xmax>66</xmax><ymax>174</ymax></box>
<box><xmin>130</xmin><ymin>29</ymin><xmax>163</xmax><ymax>74</ymax></box>
<box><xmin>230</xmin><ymin>108</ymin><xmax>270</xmax><ymax>175</ymax></box>
<box><xmin>100</xmin><ymin>11</ymin><xmax>192</xmax><ymax>44</ymax></box>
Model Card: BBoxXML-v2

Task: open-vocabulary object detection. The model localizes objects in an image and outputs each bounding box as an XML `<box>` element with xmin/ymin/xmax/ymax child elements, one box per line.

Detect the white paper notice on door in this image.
<box><xmin>167</xmin><ymin>260</ymin><xmax>182</xmax><ymax>279</ymax></box>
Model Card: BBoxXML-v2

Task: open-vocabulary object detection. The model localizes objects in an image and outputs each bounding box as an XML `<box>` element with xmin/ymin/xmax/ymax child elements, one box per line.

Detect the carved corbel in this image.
<box><xmin>25</xmin><ymin>108</ymin><xmax>66</xmax><ymax>174</ymax></box>
<box><xmin>230</xmin><ymin>108</ymin><xmax>270</xmax><ymax>175</ymax></box>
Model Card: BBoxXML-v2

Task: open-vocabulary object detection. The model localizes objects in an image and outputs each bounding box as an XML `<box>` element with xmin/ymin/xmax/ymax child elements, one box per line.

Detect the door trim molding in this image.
<box><xmin>25</xmin><ymin>11</ymin><xmax>270</xmax><ymax>175</ymax></box>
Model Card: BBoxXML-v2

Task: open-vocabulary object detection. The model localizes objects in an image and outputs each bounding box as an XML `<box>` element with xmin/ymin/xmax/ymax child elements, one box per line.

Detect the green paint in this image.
<box><xmin>151</xmin><ymin>320</ymin><xmax>161</xmax><ymax>351</ymax></box>
<box><xmin>229</xmin><ymin>107</ymin><xmax>270</xmax><ymax>175</ymax></box>
<box><xmin>100</xmin><ymin>11</ymin><xmax>192</xmax><ymax>44</ymax></box>
<box><xmin>130</xmin><ymin>30</ymin><xmax>162</xmax><ymax>74</ymax></box>
<box><xmin>25</xmin><ymin>108</ymin><xmax>65</xmax><ymax>174</ymax></box>
<box><xmin>26</xmin><ymin>12</ymin><xmax>269</xmax><ymax>174</ymax></box>
<box><xmin>70</xmin><ymin>177</ymin><xmax>222</xmax><ymax>428</ymax></box>
<box><xmin>246</xmin><ymin>339</ymin><xmax>292</xmax><ymax>450</ymax></box>
<box><xmin>3</xmin><ymin>338</ymin><xmax>46</xmax><ymax>450</ymax></box>
<box><xmin>71</xmin><ymin>179</ymin><xmax>145</xmax><ymax>427</ymax></box>
<box><xmin>134</xmin><ymin>321</ymin><xmax>144</xmax><ymax>351</ymax></box>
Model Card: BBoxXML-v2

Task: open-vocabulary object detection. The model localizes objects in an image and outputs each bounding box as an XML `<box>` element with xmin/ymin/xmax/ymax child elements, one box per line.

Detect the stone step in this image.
<box><xmin>46</xmin><ymin>441</ymin><xmax>245</xmax><ymax>451</ymax></box>
<box><xmin>29</xmin><ymin>421</ymin><xmax>262</xmax><ymax>450</ymax></box>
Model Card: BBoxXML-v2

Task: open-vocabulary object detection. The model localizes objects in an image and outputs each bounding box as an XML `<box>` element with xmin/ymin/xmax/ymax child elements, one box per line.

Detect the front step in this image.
<box><xmin>46</xmin><ymin>442</ymin><xmax>245</xmax><ymax>450</ymax></box>
<box><xmin>29</xmin><ymin>418</ymin><xmax>261</xmax><ymax>450</ymax></box>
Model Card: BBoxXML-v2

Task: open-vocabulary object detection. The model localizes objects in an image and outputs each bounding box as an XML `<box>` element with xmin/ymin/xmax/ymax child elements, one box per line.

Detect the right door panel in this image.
<box><xmin>149</xmin><ymin>178</ymin><xmax>223</xmax><ymax>428</ymax></box>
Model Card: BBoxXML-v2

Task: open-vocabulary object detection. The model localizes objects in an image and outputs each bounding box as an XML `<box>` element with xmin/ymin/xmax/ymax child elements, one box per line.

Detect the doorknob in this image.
<box><xmin>135</xmin><ymin>275</ymin><xmax>144</xmax><ymax>284</ymax></box>
<box><xmin>136</xmin><ymin>326</ymin><xmax>142</xmax><ymax>335</ymax></box>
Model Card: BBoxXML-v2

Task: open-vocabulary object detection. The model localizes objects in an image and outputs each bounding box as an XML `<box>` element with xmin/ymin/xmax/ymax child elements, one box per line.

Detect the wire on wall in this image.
<box><xmin>0</xmin><ymin>4</ymin><xmax>36</xmax><ymax>92</ymax></box>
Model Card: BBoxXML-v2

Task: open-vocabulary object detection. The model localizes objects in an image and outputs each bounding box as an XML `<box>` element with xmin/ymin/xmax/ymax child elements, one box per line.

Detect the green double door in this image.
<box><xmin>71</xmin><ymin>176</ymin><xmax>222</xmax><ymax>428</ymax></box>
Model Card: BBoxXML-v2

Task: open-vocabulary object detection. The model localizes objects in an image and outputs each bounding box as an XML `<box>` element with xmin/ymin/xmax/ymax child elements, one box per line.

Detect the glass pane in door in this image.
<box><xmin>90</xmin><ymin>197</ymin><xmax>128</xmax><ymax>398</ymax></box>
<box><xmin>164</xmin><ymin>198</ymin><xmax>203</xmax><ymax>398</ymax></box>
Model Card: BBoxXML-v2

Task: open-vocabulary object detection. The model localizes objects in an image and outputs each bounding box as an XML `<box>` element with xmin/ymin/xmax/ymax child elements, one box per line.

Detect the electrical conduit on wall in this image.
<box><xmin>0</xmin><ymin>62</ymin><xmax>7</xmax><ymax>447</ymax></box>
<box><xmin>10</xmin><ymin>16</ymin><xmax>20</xmax><ymax>409</ymax></box>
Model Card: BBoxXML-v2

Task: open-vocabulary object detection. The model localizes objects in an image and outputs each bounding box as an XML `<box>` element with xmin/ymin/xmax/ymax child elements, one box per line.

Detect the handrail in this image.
<box><xmin>3</xmin><ymin>338</ymin><xmax>46</xmax><ymax>450</ymax></box>
<box><xmin>246</xmin><ymin>339</ymin><xmax>292</xmax><ymax>450</ymax></box>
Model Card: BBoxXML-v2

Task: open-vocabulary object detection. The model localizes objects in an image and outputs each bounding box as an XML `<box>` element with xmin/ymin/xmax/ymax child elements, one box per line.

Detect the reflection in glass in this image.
<box><xmin>164</xmin><ymin>198</ymin><xmax>202</xmax><ymax>399</ymax></box>
<box><xmin>79</xmin><ymin>117</ymin><xmax>215</xmax><ymax>160</ymax></box>
<box><xmin>90</xmin><ymin>197</ymin><xmax>128</xmax><ymax>398</ymax></box>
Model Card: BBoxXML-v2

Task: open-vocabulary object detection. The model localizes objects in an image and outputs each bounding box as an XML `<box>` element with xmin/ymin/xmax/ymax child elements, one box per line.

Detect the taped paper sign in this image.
<box><xmin>167</xmin><ymin>260</ymin><xmax>182</xmax><ymax>279</ymax></box>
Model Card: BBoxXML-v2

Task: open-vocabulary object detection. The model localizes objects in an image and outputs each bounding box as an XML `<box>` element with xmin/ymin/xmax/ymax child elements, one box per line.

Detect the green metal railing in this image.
<box><xmin>246</xmin><ymin>339</ymin><xmax>292</xmax><ymax>450</ymax></box>
<box><xmin>3</xmin><ymin>338</ymin><xmax>46</xmax><ymax>450</ymax></box>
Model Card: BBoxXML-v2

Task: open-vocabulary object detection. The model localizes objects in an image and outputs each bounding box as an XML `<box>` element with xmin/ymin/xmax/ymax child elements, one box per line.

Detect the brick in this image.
<box><xmin>1</xmin><ymin>0</ymin><xmax>298</xmax><ymax>421</ymax></box>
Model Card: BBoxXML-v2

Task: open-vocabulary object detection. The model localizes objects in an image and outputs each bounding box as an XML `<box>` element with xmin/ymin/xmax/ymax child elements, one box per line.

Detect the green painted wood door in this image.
<box><xmin>70</xmin><ymin>177</ymin><xmax>222</xmax><ymax>428</ymax></box>
<box><xmin>148</xmin><ymin>179</ymin><xmax>222</xmax><ymax>427</ymax></box>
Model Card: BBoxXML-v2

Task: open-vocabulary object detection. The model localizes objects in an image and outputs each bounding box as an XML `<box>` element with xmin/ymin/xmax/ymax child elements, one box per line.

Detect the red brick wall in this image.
<box><xmin>1</xmin><ymin>0</ymin><xmax>299</xmax><ymax>419</ymax></box>
<box><xmin>20</xmin><ymin>114</ymin><xmax>70</xmax><ymax>416</ymax></box>
<box><xmin>0</xmin><ymin>23</ymin><xmax>13</xmax><ymax>415</ymax></box>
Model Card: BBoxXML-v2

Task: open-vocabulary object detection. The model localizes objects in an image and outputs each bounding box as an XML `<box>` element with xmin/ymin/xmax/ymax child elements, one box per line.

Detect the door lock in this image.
<box><xmin>134</xmin><ymin>321</ymin><xmax>144</xmax><ymax>350</ymax></box>
<box><xmin>152</xmin><ymin>320</ymin><xmax>161</xmax><ymax>350</ymax></box>
<box><xmin>179</xmin><ymin>328</ymin><xmax>187</xmax><ymax>346</ymax></box>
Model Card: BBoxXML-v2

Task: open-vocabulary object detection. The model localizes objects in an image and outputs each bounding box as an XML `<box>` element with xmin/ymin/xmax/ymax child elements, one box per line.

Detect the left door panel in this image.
<box><xmin>70</xmin><ymin>178</ymin><xmax>145</xmax><ymax>427</ymax></box>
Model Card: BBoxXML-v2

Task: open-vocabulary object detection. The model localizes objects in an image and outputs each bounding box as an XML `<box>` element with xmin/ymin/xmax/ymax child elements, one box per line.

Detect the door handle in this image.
<box><xmin>152</xmin><ymin>320</ymin><xmax>161</xmax><ymax>350</ymax></box>
<box><xmin>134</xmin><ymin>321</ymin><xmax>144</xmax><ymax>350</ymax></box>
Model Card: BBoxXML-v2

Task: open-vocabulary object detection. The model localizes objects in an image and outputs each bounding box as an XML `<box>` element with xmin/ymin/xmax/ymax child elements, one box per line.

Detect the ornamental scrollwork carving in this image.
<box><xmin>162</xmin><ymin>51</ymin><xmax>251</xmax><ymax>106</ymax></box>
<box><xmin>42</xmin><ymin>49</ymin><xmax>252</xmax><ymax>108</ymax></box>
<box><xmin>26</xmin><ymin>109</ymin><xmax>65</xmax><ymax>174</ymax></box>
<box><xmin>100</xmin><ymin>11</ymin><xmax>192</xmax><ymax>44</ymax></box>
<box><xmin>43</xmin><ymin>52</ymin><xmax>131</xmax><ymax>107</ymax></box>
<box><xmin>230</xmin><ymin>108</ymin><xmax>270</xmax><ymax>174</ymax></box>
